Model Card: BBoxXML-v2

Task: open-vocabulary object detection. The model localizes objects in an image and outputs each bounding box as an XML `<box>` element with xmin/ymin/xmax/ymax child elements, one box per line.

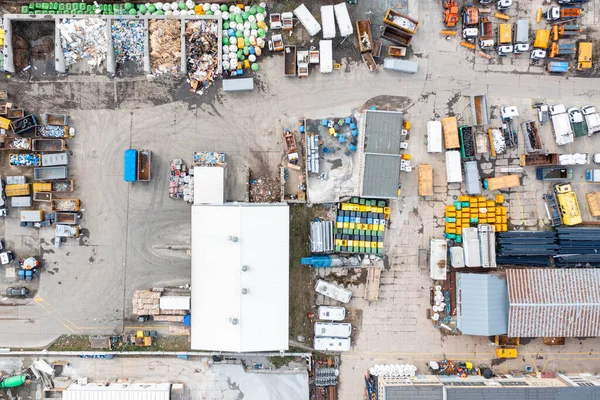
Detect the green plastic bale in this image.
<box><xmin>257</xmin><ymin>28</ymin><xmax>265</xmax><ymax>37</ymax></box>
<box><xmin>257</xmin><ymin>6</ymin><xmax>265</xmax><ymax>14</ymax></box>
<box><xmin>223</xmin><ymin>21</ymin><xmax>230</xmax><ymax>29</ymax></box>
<box><xmin>178</xmin><ymin>2</ymin><xmax>186</xmax><ymax>10</ymax></box>
<box><xmin>137</xmin><ymin>4</ymin><xmax>147</xmax><ymax>13</ymax></box>
<box><xmin>21</xmin><ymin>6</ymin><xmax>29</xmax><ymax>13</ymax></box>
<box><xmin>251</xmin><ymin>63</ymin><xmax>259</xmax><ymax>71</ymax></box>
<box><xmin>242</xmin><ymin>11</ymin><xmax>249</xmax><ymax>20</ymax></box>
<box><xmin>250</xmin><ymin>21</ymin><xmax>258</xmax><ymax>30</ymax></box>
<box><xmin>148</xmin><ymin>4</ymin><xmax>156</xmax><ymax>12</ymax></box>
<box><xmin>222</xmin><ymin>37</ymin><xmax>229</xmax><ymax>45</ymax></box>
<box><xmin>220</xmin><ymin>4</ymin><xmax>227</xmax><ymax>11</ymax></box>
<box><xmin>156</xmin><ymin>9</ymin><xmax>165</xmax><ymax>15</ymax></box>
<box><xmin>124</xmin><ymin>2</ymin><xmax>133</xmax><ymax>10</ymax></box>
<box><xmin>235</xmin><ymin>30</ymin><xmax>243</xmax><ymax>38</ymax></box>
<box><xmin>235</xmin><ymin>15</ymin><xmax>243</xmax><ymax>24</ymax></box>
<box><xmin>249</xmin><ymin>6</ymin><xmax>256</xmax><ymax>15</ymax></box>
<box><xmin>128</xmin><ymin>8</ymin><xmax>137</xmax><ymax>15</ymax></box>
<box><xmin>205</xmin><ymin>10</ymin><xmax>213</xmax><ymax>15</ymax></box>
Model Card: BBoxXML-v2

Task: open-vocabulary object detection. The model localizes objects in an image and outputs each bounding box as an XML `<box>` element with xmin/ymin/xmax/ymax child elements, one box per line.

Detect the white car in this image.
<box><xmin>531</xmin><ymin>49</ymin><xmax>547</xmax><ymax>60</ymax></box>
<box><xmin>514</xmin><ymin>43</ymin><xmax>530</xmax><ymax>54</ymax></box>
<box><xmin>0</xmin><ymin>251</ymin><xmax>14</xmax><ymax>265</ymax></box>
<box><xmin>497</xmin><ymin>45</ymin><xmax>514</xmax><ymax>56</ymax></box>
<box><xmin>593</xmin><ymin>153</ymin><xmax>600</xmax><ymax>164</ymax></box>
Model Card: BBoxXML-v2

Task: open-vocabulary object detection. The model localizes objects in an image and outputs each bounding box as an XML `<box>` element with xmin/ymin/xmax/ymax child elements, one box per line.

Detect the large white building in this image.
<box><xmin>191</xmin><ymin>203</ymin><xmax>290</xmax><ymax>352</ymax></box>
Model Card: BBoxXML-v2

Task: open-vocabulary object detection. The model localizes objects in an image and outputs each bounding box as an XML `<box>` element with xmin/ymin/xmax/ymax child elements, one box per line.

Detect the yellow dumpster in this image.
<box><xmin>496</xmin><ymin>348</ymin><xmax>518</xmax><ymax>358</ymax></box>
<box><xmin>577</xmin><ymin>42</ymin><xmax>592</xmax><ymax>70</ymax></box>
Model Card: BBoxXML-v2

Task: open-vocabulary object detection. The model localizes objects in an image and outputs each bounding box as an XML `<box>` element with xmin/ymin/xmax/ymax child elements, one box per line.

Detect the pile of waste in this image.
<box><xmin>149</xmin><ymin>19</ymin><xmax>181</xmax><ymax>74</ymax></box>
<box><xmin>59</xmin><ymin>18</ymin><xmax>108</xmax><ymax>70</ymax></box>
<box><xmin>221</xmin><ymin>3</ymin><xmax>268</xmax><ymax>73</ymax></box>
<box><xmin>169</xmin><ymin>159</ymin><xmax>194</xmax><ymax>203</ymax></box>
<box><xmin>8</xmin><ymin>138</ymin><xmax>31</xmax><ymax>149</ymax></box>
<box><xmin>10</xmin><ymin>153</ymin><xmax>40</xmax><ymax>166</ymax></box>
<box><xmin>185</xmin><ymin>20</ymin><xmax>219</xmax><ymax>94</ymax></box>
<box><xmin>249</xmin><ymin>175</ymin><xmax>281</xmax><ymax>203</ymax></box>
<box><xmin>112</xmin><ymin>20</ymin><xmax>144</xmax><ymax>64</ymax></box>
<box><xmin>369</xmin><ymin>364</ymin><xmax>417</xmax><ymax>377</ymax></box>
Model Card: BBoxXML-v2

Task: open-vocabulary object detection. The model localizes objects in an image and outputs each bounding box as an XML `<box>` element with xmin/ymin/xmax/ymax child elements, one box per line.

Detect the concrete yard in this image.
<box><xmin>3</xmin><ymin>0</ymin><xmax>600</xmax><ymax>398</ymax></box>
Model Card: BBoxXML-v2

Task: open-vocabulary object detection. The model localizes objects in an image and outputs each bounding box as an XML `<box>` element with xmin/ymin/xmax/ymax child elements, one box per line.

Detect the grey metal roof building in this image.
<box><xmin>446</xmin><ymin>387</ymin><xmax>600</xmax><ymax>400</ymax></box>
<box><xmin>507</xmin><ymin>268</ymin><xmax>600</xmax><ymax>338</ymax></box>
<box><xmin>360</xmin><ymin>110</ymin><xmax>403</xmax><ymax>198</ymax></box>
<box><xmin>384</xmin><ymin>385</ymin><xmax>443</xmax><ymax>400</ymax></box>
<box><xmin>456</xmin><ymin>273</ymin><xmax>509</xmax><ymax>336</ymax></box>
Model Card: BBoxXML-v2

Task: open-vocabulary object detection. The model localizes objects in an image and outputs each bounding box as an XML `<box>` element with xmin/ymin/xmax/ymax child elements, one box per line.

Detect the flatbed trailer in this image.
<box><xmin>543</xmin><ymin>193</ymin><xmax>563</xmax><ymax>226</ymax></box>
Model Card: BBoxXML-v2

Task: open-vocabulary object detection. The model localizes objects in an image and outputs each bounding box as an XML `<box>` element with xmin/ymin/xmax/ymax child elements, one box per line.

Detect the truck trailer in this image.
<box><xmin>483</xmin><ymin>174</ymin><xmax>521</xmax><ymax>191</ymax></box>
<box><xmin>536</xmin><ymin>167</ymin><xmax>573</xmax><ymax>181</ymax></box>
<box><xmin>550</xmin><ymin>104</ymin><xmax>574</xmax><ymax>145</ymax></box>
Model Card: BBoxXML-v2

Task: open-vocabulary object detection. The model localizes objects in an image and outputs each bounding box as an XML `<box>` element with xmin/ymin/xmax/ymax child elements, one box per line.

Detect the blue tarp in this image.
<box><xmin>301</xmin><ymin>256</ymin><xmax>334</xmax><ymax>268</ymax></box>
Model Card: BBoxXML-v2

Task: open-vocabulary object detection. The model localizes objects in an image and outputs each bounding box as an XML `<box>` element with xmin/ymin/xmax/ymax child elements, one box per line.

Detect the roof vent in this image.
<box><xmin>230</xmin><ymin>318</ymin><xmax>239</xmax><ymax>325</ymax></box>
<box><xmin>230</xmin><ymin>236</ymin><xmax>239</xmax><ymax>243</ymax></box>
<box><xmin>242</xmin><ymin>288</ymin><xmax>248</xmax><ymax>295</ymax></box>
<box><xmin>242</xmin><ymin>265</ymin><xmax>249</xmax><ymax>272</ymax></box>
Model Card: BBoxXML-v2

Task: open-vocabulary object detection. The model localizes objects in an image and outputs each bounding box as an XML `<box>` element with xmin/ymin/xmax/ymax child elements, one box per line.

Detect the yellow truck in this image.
<box><xmin>441</xmin><ymin>117</ymin><xmax>460</xmax><ymax>150</ymax></box>
<box><xmin>483</xmin><ymin>175</ymin><xmax>521</xmax><ymax>191</ymax></box>
<box><xmin>499</xmin><ymin>23</ymin><xmax>513</xmax><ymax>44</ymax></box>
<box><xmin>555</xmin><ymin>183</ymin><xmax>582</xmax><ymax>226</ymax></box>
<box><xmin>577</xmin><ymin>42</ymin><xmax>592</xmax><ymax>70</ymax></box>
<box><xmin>534</xmin><ymin>29</ymin><xmax>550</xmax><ymax>49</ymax></box>
<box><xmin>5</xmin><ymin>184</ymin><xmax>30</xmax><ymax>197</ymax></box>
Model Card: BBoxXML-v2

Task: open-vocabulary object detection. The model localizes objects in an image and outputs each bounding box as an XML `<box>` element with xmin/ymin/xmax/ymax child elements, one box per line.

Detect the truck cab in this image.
<box><xmin>514</xmin><ymin>43</ymin><xmax>530</xmax><ymax>54</ymax></box>
<box><xmin>498</xmin><ymin>45</ymin><xmax>514</xmax><ymax>56</ymax></box>
<box><xmin>497</xmin><ymin>0</ymin><xmax>512</xmax><ymax>10</ymax></box>
<box><xmin>531</xmin><ymin>49</ymin><xmax>546</xmax><ymax>60</ymax></box>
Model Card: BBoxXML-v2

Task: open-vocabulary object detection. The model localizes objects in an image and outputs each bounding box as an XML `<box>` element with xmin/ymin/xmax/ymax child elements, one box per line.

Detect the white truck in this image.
<box><xmin>582</xmin><ymin>106</ymin><xmax>600</xmax><ymax>135</ymax></box>
<box><xmin>446</xmin><ymin>150</ymin><xmax>463</xmax><ymax>183</ymax></box>
<box><xmin>318</xmin><ymin>306</ymin><xmax>346</xmax><ymax>321</ymax></box>
<box><xmin>293</xmin><ymin>4</ymin><xmax>321</xmax><ymax>36</ymax></box>
<box><xmin>320</xmin><ymin>5</ymin><xmax>336</xmax><ymax>39</ymax></box>
<box><xmin>550</xmin><ymin>104</ymin><xmax>574</xmax><ymax>145</ymax></box>
<box><xmin>314</xmin><ymin>337</ymin><xmax>351</xmax><ymax>351</ymax></box>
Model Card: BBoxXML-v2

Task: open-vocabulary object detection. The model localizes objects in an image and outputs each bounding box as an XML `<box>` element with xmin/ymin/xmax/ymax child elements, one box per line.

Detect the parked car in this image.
<box><xmin>514</xmin><ymin>43</ymin><xmax>530</xmax><ymax>54</ymax></box>
<box><xmin>6</xmin><ymin>287</ymin><xmax>29</xmax><ymax>297</ymax></box>
<box><xmin>593</xmin><ymin>153</ymin><xmax>600</xmax><ymax>164</ymax></box>
<box><xmin>0</xmin><ymin>251</ymin><xmax>14</xmax><ymax>265</ymax></box>
<box><xmin>498</xmin><ymin>45</ymin><xmax>514</xmax><ymax>56</ymax></box>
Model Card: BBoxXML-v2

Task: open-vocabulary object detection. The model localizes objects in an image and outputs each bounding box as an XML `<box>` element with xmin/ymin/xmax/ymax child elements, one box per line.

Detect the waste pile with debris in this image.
<box><xmin>149</xmin><ymin>19</ymin><xmax>181</xmax><ymax>74</ymax></box>
<box><xmin>112</xmin><ymin>20</ymin><xmax>144</xmax><ymax>65</ymax></box>
<box><xmin>169</xmin><ymin>159</ymin><xmax>194</xmax><ymax>203</ymax></box>
<box><xmin>185</xmin><ymin>20</ymin><xmax>219</xmax><ymax>94</ymax></box>
<box><xmin>249</xmin><ymin>175</ymin><xmax>281</xmax><ymax>203</ymax></box>
<box><xmin>59</xmin><ymin>18</ymin><xmax>108</xmax><ymax>70</ymax></box>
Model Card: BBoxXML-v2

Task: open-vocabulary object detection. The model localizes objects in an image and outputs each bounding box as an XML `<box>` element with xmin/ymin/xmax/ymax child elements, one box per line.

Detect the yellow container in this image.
<box><xmin>496</xmin><ymin>194</ymin><xmax>505</xmax><ymax>204</ymax></box>
<box><xmin>404</xmin><ymin>120</ymin><xmax>411</xmax><ymax>130</ymax></box>
<box><xmin>371</xmin><ymin>242</ymin><xmax>378</xmax><ymax>248</ymax></box>
<box><xmin>446</xmin><ymin>205</ymin><xmax>456</xmax><ymax>212</ymax></box>
<box><xmin>456</xmin><ymin>227</ymin><xmax>462</xmax><ymax>235</ymax></box>
<box><xmin>486</xmin><ymin>200</ymin><xmax>495</xmax><ymax>207</ymax></box>
<box><xmin>477</xmin><ymin>196</ymin><xmax>487</xmax><ymax>203</ymax></box>
<box><xmin>496</xmin><ymin>216</ymin><xmax>502</xmax><ymax>224</ymax></box>
<box><xmin>502</xmin><ymin>216</ymin><xmax>507</xmax><ymax>223</ymax></box>
<box><xmin>462</xmin><ymin>218</ymin><xmax>470</xmax><ymax>224</ymax></box>
<box><xmin>379</xmin><ymin>224</ymin><xmax>386</xmax><ymax>231</ymax></box>
<box><xmin>335</xmin><ymin>239</ymin><xmax>343</xmax><ymax>246</ymax></box>
<box><xmin>348</xmin><ymin>240</ymin><xmax>354</xmax><ymax>247</ymax></box>
<box><xmin>336</xmin><ymin>222</ymin><xmax>343</xmax><ymax>229</ymax></box>
<box><xmin>384</xmin><ymin>207</ymin><xmax>391</xmax><ymax>215</ymax></box>
<box><xmin>329</xmin><ymin>127</ymin><xmax>336</xmax><ymax>136</ymax></box>
<box><xmin>194</xmin><ymin>5</ymin><xmax>204</xmax><ymax>14</ymax></box>
<box><xmin>456</xmin><ymin>211</ymin><xmax>462</xmax><ymax>218</ymax></box>
<box><xmin>478</xmin><ymin>213</ymin><xmax>486</xmax><ymax>218</ymax></box>
<box><xmin>463</xmin><ymin>222</ymin><xmax>470</xmax><ymax>228</ymax></box>
<box><xmin>343</xmin><ymin>222</ymin><xmax>349</xmax><ymax>229</ymax></box>
<box><xmin>341</xmin><ymin>203</ymin><xmax>350</xmax><ymax>210</ymax></box>
<box><xmin>479</xmin><ymin>218</ymin><xmax>487</xmax><ymax>224</ymax></box>
<box><xmin>487</xmin><ymin>206</ymin><xmax>496</xmax><ymax>213</ymax></box>
<box><xmin>447</xmin><ymin>211</ymin><xmax>456</xmax><ymax>217</ymax></box>
<box><xmin>446</xmin><ymin>222</ymin><xmax>456</xmax><ymax>228</ymax></box>
<box><xmin>446</xmin><ymin>228</ymin><xmax>456</xmax><ymax>234</ymax></box>
<box><xmin>359</xmin><ymin>241</ymin><xmax>365</xmax><ymax>248</ymax></box>
<box><xmin>459</xmin><ymin>196</ymin><xmax>470</xmax><ymax>202</ymax></box>
<box><xmin>360</xmin><ymin>205</ymin><xmax>367</xmax><ymax>212</ymax></box>
<box><xmin>349</xmin><ymin>223</ymin><xmax>355</xmax><ymax>229</ymax></box>
<box><xmin>502</xmin><ymin>224</ymin><xmax>508</xmax><ymax>231</ymax></box>
<box><xmin>341</xmin><ymin>240</ymin><xmax>348</xmax><ymax>246</ymax></box>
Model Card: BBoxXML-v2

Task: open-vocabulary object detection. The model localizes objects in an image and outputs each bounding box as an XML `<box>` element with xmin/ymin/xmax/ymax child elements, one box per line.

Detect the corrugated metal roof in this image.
<box><xmin>384</xmin><ymin>385</ymin><xmax>443</xmax><ymax>400</ymax></box>
<box><xmin>456</xmin><ymin>273</ymin><xmax>509</xmax><ymax>336</ymax></box>
<box><xmin>364</xmin><ymin>110</ymin><xmax>403</xmax><ymax>154</ymax></box>
<box><xmin>361</xmin><ymin>154</ymin><xmax>400</xmax><ymax>198</ymax></box>
<box><xmin>507</xmin><ymin>269</ymin><xmax>600</xmax><ymax>337</ymax></box>
<box><xmin>446</xmin><ymin>387</ymin><xmax>600</xmax><ymax>400</ymax></box>
<box><xmin>63</xmin><ymin>383</ymin><xmax>171</xmax><ymax>400</ymax></box>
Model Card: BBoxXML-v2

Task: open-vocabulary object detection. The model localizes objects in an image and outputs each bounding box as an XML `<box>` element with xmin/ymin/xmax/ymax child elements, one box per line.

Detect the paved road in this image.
<box><xmin>2</xmin><ymin>0</ymin><xmax>600</xmax><ymax>397</ymax></box>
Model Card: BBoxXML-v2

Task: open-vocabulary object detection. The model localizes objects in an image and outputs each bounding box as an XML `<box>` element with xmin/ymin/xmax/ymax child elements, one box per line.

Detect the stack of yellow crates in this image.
<box><xmin>444</xmin><ymin>195</ymin><xmax>508</xmax><ymax>235</ymax></box>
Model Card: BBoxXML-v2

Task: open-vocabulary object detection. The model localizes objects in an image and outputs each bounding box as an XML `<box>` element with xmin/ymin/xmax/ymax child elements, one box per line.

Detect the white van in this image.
<box><xmin>479</xmin><ymin>39</ymin><xmax>495</xmax><ymax>49</ymax></box>
<box><xmin>462</xmin><ymin>28</ymin><xmax>478</xmax><ymax>40</ymax></box>
<box><xmin>315</xmin><ymin>280</ymin><xmax>352</xmax><ymax>303</ymax></box>
<box><xmin>498</xmin><ymin>45</ymin><xmax>514</xmax><ymax>56</ymax></box>
<box><xmin>314</xmin><ymin>322</ymin><xmax>352</xmax><ymax>338</ymax></box>
<box><xmin>314</xmin><ymin>337</ymin><xmax>351</xmax><ymax>352</ymax></box>
<box><xmin>318</xmin><ymin>306</ymin><xmax>346</xmax><ymax>321</ymax></box>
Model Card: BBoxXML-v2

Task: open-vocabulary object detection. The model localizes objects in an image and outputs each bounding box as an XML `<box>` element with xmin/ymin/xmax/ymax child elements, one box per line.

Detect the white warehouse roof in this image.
<box><xmin>191</xmin><ymin>203</ymin><xmax>290</xmax><ymax>352</ymax></box>
<box><xmin>194</xmin><ymin>166</ymin><xmax>225</xmax><ymax>205</ymax></box>
<box><xmin>63</xmin><ymin>383</ymin><xmax>171</xmax><ymax>400</ymax></box>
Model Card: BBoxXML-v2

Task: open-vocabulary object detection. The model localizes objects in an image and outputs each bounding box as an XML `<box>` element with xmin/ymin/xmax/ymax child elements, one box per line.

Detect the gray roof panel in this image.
<box><xmin>361</xmin><ymin>154</ymin><xmax>400</xmax><ymax>198</ymax></box>
<box><xmin>385</xmin><ymin>385</ymin><xmax>443</xmax><ymax>400</ymax></box>
<box><xmin>364</xmin><ymin>110</ymin><xmax>403</xmax><ymax>155</ymax></box>
<box><xmin>447</xmin><ymin>387</ymin><xmax>600</xmax><ymax>400</ymax></box>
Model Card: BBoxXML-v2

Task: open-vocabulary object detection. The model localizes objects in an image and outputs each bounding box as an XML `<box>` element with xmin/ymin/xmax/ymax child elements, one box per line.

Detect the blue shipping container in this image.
<box><xmin>547</xmin><ymin>62</ymin><xmax>569</xmax><ymax>73</ymax></box>
<box><xmin>124</xmin><ymin>149</ymin><xmax>137</xmax><ymax>182</ymax></box>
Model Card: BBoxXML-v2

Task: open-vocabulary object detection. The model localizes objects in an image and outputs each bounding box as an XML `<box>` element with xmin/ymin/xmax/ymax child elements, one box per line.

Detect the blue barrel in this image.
<box><xmin>124</xmin><ymin>149</ymin><xmax>137</xmax><ymax>182</ymax></box>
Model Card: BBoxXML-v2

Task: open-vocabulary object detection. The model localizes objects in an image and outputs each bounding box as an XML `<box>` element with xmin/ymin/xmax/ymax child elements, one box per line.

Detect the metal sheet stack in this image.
<box><xmin>307</xmin><ymin>132</ymin><xmax>320</xmax><ymax>174</ymax></box>
<box><xmin>310</xmin><ymin>220</ymin><xmax>334</xmax><ymax>253</ymax></box>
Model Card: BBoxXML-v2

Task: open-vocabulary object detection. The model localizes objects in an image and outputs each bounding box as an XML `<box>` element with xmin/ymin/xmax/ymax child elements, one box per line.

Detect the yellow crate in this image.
<box><xmin>335</xmin><ymin>239</ymin><xmax>343</xmax><ymax>246</ymax></box>
<box><xmin>477</xmin><ymin>196</ymin><xmax>487</xmax><ymax>203</ymax></box>
<box><xmin>336</xmin><ymin>222</ymin><xmax>343</xmax><ymax>229</ymax></box>
<box><xmin>463</xmin><ymin>222</ymin><xmax>470</xmax><ymax>228</ymax></box>
<box><xmin>502</xmin><ymin>224</ymin><xmax>508</xmax><ymax>231</ymax></box>
<box><xmin>487</xmin><ymin>207</ymin><xmax>496</xmax><ymax>213</ymax></box>
<box><xmin>349</xmin><ymin>223</ymin><xmax>356</xmax><ymax>229</ymax></box>
<box><xmin>462</xmin><ymin>218</ymin><xmax>470</xmax><ymax>224</ymax></box>
<box><xmin>502</xmin><ymin>216</ymin><xmax>507</xmax><ymax>223</ymax></box>
<box><xmin>446</xmin><ymin>205</ymin><xmax>456</xmax><ymax>212</ymax></box>
<box><xmin>447</xmin><ymin>211</ymin><xmax>456</xmax><ymax>217</ymax></box>
<box><xmin>379</xmin><ymin>224</ymin><xmax>386</xmax><ymax>231</ymax></box>
<box><xmin>371</xmin><ymin>242</ymin><xmax>378</xmax><ymax>248</ymax></box>
<box><xmin>446</xmin><ymin>228</ymin><xmax>456</xmax><ymax>234</ymax></box>
<box><xmin>360</xmin><ymin>205</ymin><xmax>367</xmax><ymax>212</ymax></box>
<box><xmin>496</xmin><ymin>194</ymin><xmax>505</xmax><ymax>204</ymax></box>
<box><xmin>499</xmin><ymin>207</ymin><xmax>507</xmax><ymax>215</ymax></box>
<box><xmin>478</xmin><ymin>213</ymin><xmax>486</xmax><ymax>218</ymax></box>
<box><xmin>486</xmin><ymin>200</ymin><xmax>495</xmax><ymax>207</ymax></box>
<box><xmin>446</xmin><ymin>222</ymin><xmax>456</xmax><ymax>228</ymax></box>
<box><xmin>341</xmin><ymin>203</ymin><xmax>351</xmax><ymax>210</ymax></box>
<box><xmin>384</xmin><ymin>207</ymin><xmax>391</xmax><ymax>215</ymax></box>
<box><xmin>496</xmin><ymin>216</ymin><xmax>502</xmax><ymax>224</ymax></box>
<box><xmin>365</xmin><ymin>206</ymin><xmax>372</xmax><ymax>212</ymax></box>
<box><xmin>458</xmin><ymin>196</ymin><xmax>470</xmax><ymax>202</ymax></box>
<box><xmin>479</xmin><ymin>218</ymin><xmax>487</xmax><ymax>224</ymax></box>
<box><xmin>378</xmin><ymin>242</ymin><xmax>384</xmax><ymax>248</ymax></box>
<box><xmin>375</xmin><ymin>207</ymin><xmax>383</xmax><ymax>213</ymax></box>
<box><xmin>457</xmin><ymin>211</ymin><xmax>462</xmax><ymax>218</ymax></box>
<box><xmin>456</xmin><ymin>227</ymin><xmax>462</xmax><ymax>235</ymax></box>
<box><xmin>343</xmin><ymin>222</ymin><xmax>349</xmax><ymax>229</ymax></box>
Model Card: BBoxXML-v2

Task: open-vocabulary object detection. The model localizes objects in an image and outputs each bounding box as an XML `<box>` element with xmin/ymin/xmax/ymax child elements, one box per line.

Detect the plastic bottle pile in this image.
<box><xmin>368</xmin><ymin>364</ymin><xmax>417</xmax><ymax>378</ymax></box>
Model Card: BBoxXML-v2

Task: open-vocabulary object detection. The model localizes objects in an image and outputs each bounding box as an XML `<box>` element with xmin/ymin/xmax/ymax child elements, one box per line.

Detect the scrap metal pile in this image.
<box><xmin>112</xmin><ymin>20</ymin><xmax>145</xmax><ymax>65</ymax></box>
<box><xmin>149</xmin><ymin>19</ymin><xmax>181</xmax><ymax>74</ymax></box>
<box><xmin>185</xmin><ymin>20</ymin><xmax>219</xmax><ymax>94</ymax></box>
<box><xmin>59</xmin><ymin>18</ymin><xmax>108</xmax><ymax>70</ymax></box>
